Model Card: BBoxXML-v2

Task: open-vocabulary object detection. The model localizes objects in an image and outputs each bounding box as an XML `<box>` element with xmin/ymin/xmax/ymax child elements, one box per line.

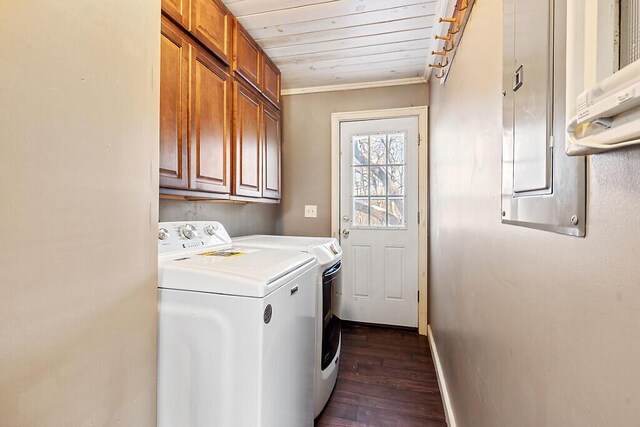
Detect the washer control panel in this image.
<box><xmin>158</xmin><ymin>221</ymin><xmax>231</xmax><ymax>254</ymax></box>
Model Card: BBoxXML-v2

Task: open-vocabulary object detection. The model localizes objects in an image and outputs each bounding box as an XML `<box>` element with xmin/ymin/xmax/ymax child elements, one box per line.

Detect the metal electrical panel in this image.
<box><xmin>502</xmin><ymin>0</ymin><xmax>586</xmax><ymax>236</ymax></box>
<box><xmin>511</xmin><ymin>0</ymin><xmax>553</xmax><ymax>193</ymax></box>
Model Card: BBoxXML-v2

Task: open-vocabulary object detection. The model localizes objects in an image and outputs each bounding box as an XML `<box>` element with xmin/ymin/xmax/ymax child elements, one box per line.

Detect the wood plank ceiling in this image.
<box><xmin>221</xmin><ymin>0</ymin><xmax>445</xmax><ymax>92</ymax></box>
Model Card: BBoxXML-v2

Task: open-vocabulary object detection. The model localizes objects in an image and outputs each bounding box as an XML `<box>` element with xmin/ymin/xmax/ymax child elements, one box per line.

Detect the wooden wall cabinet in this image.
<box><xmin>160</xmin><ymin>3</ymin><xmax>281</xmax><ymax>202</ymax></box>
<box><xmin>262</xmin><ymin>103</ymin><xmax>281</xmax><ymax>199</ymax></box>
<box><xmin>262</xmin><ymin>56</ymin><xmax>281</xmax><ymax>108</ymax></box>
<box><xmin>190</xmin><ymin>46</ymin><xmax>232</xmax><ymax>194</ymax></box>
<box><xmin>160</xmin><ymin>18</ymin><xmax>190</xmax><ymax>189</ymax></box>
<box><xmin>161</xmin><ymin>0</ymin><xmax>232</xmax><ymax>64</ymax></box>
<box><xmin>160</xmin><ymin>17</ymin><xmax>231</xmax><ymax>196</ymax></box>
<box><xmin>233</xmin><ymin>79</ymin><xmax>262</xmax><ymax>198</ymax></box>
<box><xmin>232</xmin><ymin>79</ymin><xmax>282</xmax><ymax>201</ymax></box>
<box><xmin>233</xmin><ymin>21</ymin><xmax>262</xmax><ymax>90</ymax></box>
<box><xmin>161</xmin><ymin>0</ymin><xmax>190</xmax><ymax>29</ymax></box>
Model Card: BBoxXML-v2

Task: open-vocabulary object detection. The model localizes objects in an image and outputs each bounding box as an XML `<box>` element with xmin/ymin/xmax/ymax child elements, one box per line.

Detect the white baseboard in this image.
<box><xmin>427</xmin><ymin>324</ymin><xmax>457</xmax><ymax>427</ymax></box>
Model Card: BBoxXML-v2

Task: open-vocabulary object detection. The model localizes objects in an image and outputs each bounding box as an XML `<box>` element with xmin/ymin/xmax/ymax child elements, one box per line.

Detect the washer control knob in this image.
<box><xmin>204</xmin><ymin>224</ymin><xmax>218</xmax><ymax>236</ymax></box>
<box><xmin>158</xmin><ymin>228</ymin><xmax>170</xmax><ymax>241</ymax></box>
<box><xmin>180</xmin><ymin>224</ymin><xmax>197</xmax><ymax>240</ymax></box>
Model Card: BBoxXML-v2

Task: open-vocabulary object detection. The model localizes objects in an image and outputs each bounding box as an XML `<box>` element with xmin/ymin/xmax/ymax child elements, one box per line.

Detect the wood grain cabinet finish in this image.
<box><xmin>262</xmin><ymin>56</ymin><xmax>281</xmax><ymax>107</ymax></box>
<box><xmin>190</xmin><ymin>46</ymin><xmax>232</xmax><ymax>194</ymax></box>
<box><xmin>161</xmin><ymin>0</ymin><xmax>190</xmax><ymax>28</ymax></box>
<box><xmin>262</xmin><ymin>103</ymin><xmax>281</xmax><ymax>199</ymax></box>
<box><xmin>161</xmin><ymin>0</ymin><xmax>232</xmax><ymax>65</ymax></box>
<box><xmin>160</xmin><ymin>18</ymin><xmax>189</xmax><ymax>189</ymax></box>
<box><xmin>190</xmin><ymin>0</ymin><xmax>232</xmax><ymax>64</ymax></box>
<box><xmin>233</xmin><ymin>79</ymin><xmax>262</xmax><ymax>198</ymax></box>
<box><xmin>233</xmin><ymin>21</ymin><xmax>262</xmax><ymax>90</ymax></box>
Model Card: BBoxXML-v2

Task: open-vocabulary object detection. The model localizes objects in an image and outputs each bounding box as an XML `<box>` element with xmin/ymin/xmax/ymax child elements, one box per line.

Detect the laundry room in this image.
<box><xmin>3</xmin><ymin>0</ymin><xmax>640</xmax><ymax>426</ymax></box>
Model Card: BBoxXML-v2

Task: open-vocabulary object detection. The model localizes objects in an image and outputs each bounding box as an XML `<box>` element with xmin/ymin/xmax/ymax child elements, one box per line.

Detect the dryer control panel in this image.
<box><xmin>158</xmin><ymin>221</ymin><xmax>231</xmax><ymax>254</ymax></box>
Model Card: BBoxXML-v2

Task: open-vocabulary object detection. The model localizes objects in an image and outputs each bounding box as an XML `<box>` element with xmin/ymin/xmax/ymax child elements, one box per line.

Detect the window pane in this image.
<box><xmin>353</xmin><ymin>136</ymin><xmax>369</xmax><ymax>165</ymax></box>
<box><xmin>370</xmin><ymin>198</ymin><xmax>387</xmax><ymax>226</ymax></box>
<box><xmin>352</xmin><ymin>166</ymin><xmax>369</xmax><ymax>196</ymax></box>
<box><xmin>388</xmin><ymin>166</ymin><xmax>405</xmax><ymax>196</ymax></box>
<box><xmin>388</xmin><ymin>133</ymin><xmax>405</xmax><ymax>164</ymax></box>
<box><xmin>388</xmin><ymin>198</ymin><xmax>405</xmax><ymax>227</ymax></box>
<box><xmin>370</xmin><ymin>166</ymin><xmax>386</xmax><ymax>196</ymax></box>
<box><xmin>353</xmin><ymin>198</ymin><xmax>369</xmax><ymax>226</ymax></box>
<box><xmin>370</xmin><ymin>135</ymin><xmax>387</xmax><ymax>164</ymax></box>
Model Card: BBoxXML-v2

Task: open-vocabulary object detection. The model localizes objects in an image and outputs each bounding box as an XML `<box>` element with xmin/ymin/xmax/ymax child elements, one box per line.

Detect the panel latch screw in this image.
<box><xmin>571</xmin><ymin>215</ymin><xmax>579</xmax><ymax>225</ymax></box>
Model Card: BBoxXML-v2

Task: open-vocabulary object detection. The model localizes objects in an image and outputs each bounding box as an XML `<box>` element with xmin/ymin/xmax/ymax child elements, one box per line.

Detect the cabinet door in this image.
<box><xmin>162</xmin><ymin>0</ymin><xmax>190</xmax><ymax>29</ymax></box>
<box><xmin>160</xmin><ymin>17</ymin><xmax>190</xmax><ymax>189</ymax></box>
<box><xmin>262</xmin><ymin>103</ymin><xmax>281</xmax><ymax>199</ymax></box>
<box><xmin>190</xmin><ymin>47</ymin><xmax>232</xmax><ymax>194</ymax></box>
<box><xmin>262</xmin><ymin>56</ymin><xmax>281</xmax><ymax>107</ymax></box>
<box><xmin>233</xmin><ymin>80</ymin><xmax>262</xmax><ymax>198</ymax></box>
<box><xmin>233</xmin><ymin>21</ymin><xmax>262</xmax><ymax>89</ymax></box>
<box><xmin>191</xmin><ymin>0</ymin><xmax>232</xmax><ymax>64</ymax></box>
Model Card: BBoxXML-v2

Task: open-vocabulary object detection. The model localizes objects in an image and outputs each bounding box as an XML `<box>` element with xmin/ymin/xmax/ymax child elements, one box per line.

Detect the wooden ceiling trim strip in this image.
<box><xmin>281</xmin><ymin>76</ymin><xmax>427</xmax><ymax>95</ymax></box>
<box><xmin>235</xmin><ymin>0</ymin><xmax>437</xmax><ymax>30</ymax></box>
<box><xmin>283</xmin><ymin>60</ymin><xmax>426</xmax><ymax>78</ymax></box>
<box><xmin>277</xmin><ymin>48</ymin><xmax>430</xmax><ymax>71</ymax></box>
<box><xmin>265</xmin><ymin>28</ymin><xmax>433</xmax><ymax>57</ymax></box>
<box><xmin>258</xmin><ymin>16</ymin><xmax>435</xmax><ymax>49</ymax></box>
<box><xmin>283</xmin><ymin>69</ymin><xmax>423</xmax><ymax>88</ymax></box>
<box><xmin>263</xmin><ymin>26</ymin><xmax>434</xmax><ymax>53</ymax></box>
<box><xmin>284</xmin><ymin>63</ymin><xmax>424</xmax><ymax>78</ymax></box>
<box><xmin>273</xmin><ymin>39</ymin><xmax>433</xmax><ymax>64</ymax></box>
<box><xmin>224</xmin><ymin>0</ymin><xmax>336</xmax><ymax>17</ymax></box>
<box><xmin>247</xmin><ymin>3</ymin><xmax>438</xmax><ymax>40</ymax></box>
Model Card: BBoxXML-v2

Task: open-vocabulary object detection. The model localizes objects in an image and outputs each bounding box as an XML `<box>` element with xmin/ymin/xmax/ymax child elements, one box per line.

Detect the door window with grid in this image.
<box><xmin>351</xmin><ymin>132</ymin><xmax>406</xmax><ymax>228</ymax></box>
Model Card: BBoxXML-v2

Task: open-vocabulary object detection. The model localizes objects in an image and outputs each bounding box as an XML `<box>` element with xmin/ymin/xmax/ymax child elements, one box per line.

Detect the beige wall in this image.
<box><xmin>280</xmin><ymin>84</ymin><xmax>429</xmax><ymax>237</ymax></box>
<box><xmin>429</xmin><ymin>1</ymin><xmax>640</xmax><ymax>426</ymax></box>
<box><xmin>0</xmin><ymin>1</ymin><xmax>160</xmax><ymax>426</ymax></box>
<box><xmin>159</xmin><ymin>200</ymin><xmax>279</xmax><ymax>237</ymax></box>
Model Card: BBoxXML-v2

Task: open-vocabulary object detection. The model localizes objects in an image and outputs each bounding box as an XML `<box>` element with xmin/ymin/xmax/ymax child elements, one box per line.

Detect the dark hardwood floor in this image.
<box><xmin>315</xmin><ymin>322</ymin><xmax>447</xmax><ymax>427</ymax></box>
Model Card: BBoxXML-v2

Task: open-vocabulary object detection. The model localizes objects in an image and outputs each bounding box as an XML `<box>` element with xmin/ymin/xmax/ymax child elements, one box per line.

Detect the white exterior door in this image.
<box><xmin>339</xmin><ymin>116</ymin><xmax>419</xmax><ymax>327</ymax></box>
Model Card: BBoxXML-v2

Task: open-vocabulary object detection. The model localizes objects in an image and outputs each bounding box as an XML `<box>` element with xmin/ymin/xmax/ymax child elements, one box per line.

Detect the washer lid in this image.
<box><xmin>233</xmin><ymin>235</ymin><xmax>341</xmax><ymax>266</ymax></box>
<box><xmin>158</xmin><ymin>247</ymin><xmax>315</xmax><ymax>297</ymax></box>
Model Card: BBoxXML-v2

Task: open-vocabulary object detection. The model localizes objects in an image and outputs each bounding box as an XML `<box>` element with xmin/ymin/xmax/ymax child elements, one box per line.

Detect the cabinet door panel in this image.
<box><xmin>262</xmin><ymin>104</ymin><xmax>281</xmax><ymax>199</ymax></box>
<box><xmin>190</xmin><ymin>48</ymin><xmax>232</xmax><ymax>193</ymax></box>
<box><xmin>262</xmin><ymin>56</ymin><xmax>281</xmax><ymax>107</ymax></box>
<box><xmin>162</xmin><ymin>0</ymin><xmax>190</xmax><ymax>29</ymax></box>
<box><xmin>233</xmin><ymin>80</ymin><xmax>262</xmax><ymax>197</ymax></box>
<box><xmin>191</xmin><ymin>0</ymin><xmax>232</xmax><ymax>64</ymax></box>
<box><xmin>160</xmin><ymin>18</ymin><xmax>190</xmax><ymax>189</ymax></box>
<box><xmin>233</xmin><ymin>22</ymin><xmax>262</xmax><ymax>89</ymax></box>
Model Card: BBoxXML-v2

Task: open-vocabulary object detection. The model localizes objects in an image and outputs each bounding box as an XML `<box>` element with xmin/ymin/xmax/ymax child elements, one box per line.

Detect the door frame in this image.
<box><xmin>330</xmin><ymin>106</ymin><xmax>429</xmax><ymax>335</ymax></box>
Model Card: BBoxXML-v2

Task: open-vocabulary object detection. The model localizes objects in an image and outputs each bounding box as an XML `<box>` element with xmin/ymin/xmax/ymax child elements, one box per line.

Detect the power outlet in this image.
<box><xmin>304</xmin><ymin>205</ymin><xmax>317</xmax><ymax>218</ymax></box>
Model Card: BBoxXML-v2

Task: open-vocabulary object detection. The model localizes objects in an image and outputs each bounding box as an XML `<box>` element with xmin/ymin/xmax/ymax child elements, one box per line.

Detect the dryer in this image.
<box><xmin>233</xmin><ymin>235</ymin><xmax>342</xmax><ymax>417</ymax></box>
<box><xmin>157</xmin><ymin>222</ymin><xmax>316</xmax><ymax>427</ymax></box>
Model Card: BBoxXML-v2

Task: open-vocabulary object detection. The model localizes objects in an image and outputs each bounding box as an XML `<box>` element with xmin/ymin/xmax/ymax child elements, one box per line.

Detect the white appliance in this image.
<box><xmin>157</xmin><ymin>222</ymin><xmax>317</xmax><ymax>427</ymax></box>
<box><xmin>233</xmin><ymin>235</ymin><xmax>342</xmax><ymax>418</ymax></box>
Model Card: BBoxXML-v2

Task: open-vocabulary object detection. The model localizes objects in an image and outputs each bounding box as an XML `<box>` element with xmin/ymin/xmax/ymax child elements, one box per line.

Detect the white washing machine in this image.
<box><xmin>157</xmin><ymin>222</ymin><xmax>317</xmax><ymax>427</ymax></box>
<box><xmin>233</xmin><ymin>235</ymin><xmax>342</xmax><ymax>417</ymax></box>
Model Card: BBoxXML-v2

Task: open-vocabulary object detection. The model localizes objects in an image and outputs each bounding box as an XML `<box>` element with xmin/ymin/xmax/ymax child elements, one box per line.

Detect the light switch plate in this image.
<box><xmin>304</xmin><ymin>205</ymin><xmax>317</xmax><ymax>218</ymax></box>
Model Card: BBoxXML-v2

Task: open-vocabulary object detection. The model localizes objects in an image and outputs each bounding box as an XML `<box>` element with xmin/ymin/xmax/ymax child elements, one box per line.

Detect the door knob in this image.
<box><xmin>342</xmin><ymin>229</ymin><xmax>350</xmax><ymax>237</ymax></box>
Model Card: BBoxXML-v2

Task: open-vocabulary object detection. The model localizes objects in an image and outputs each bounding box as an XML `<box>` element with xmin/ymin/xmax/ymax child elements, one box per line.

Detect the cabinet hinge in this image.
<box><xmin>418</xmin><ymin>211</ymin><xmax>421</xmax><ymax>224</ymax></box>
<box><xmin>418</xmin><ymin>134</ymin><xmax>421</xmax><ymax>146</ymax></box>
<box><xmin>417</xmin><ymin>290</ymin><xmax>420</xmax><ymax>302</ymax></box>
